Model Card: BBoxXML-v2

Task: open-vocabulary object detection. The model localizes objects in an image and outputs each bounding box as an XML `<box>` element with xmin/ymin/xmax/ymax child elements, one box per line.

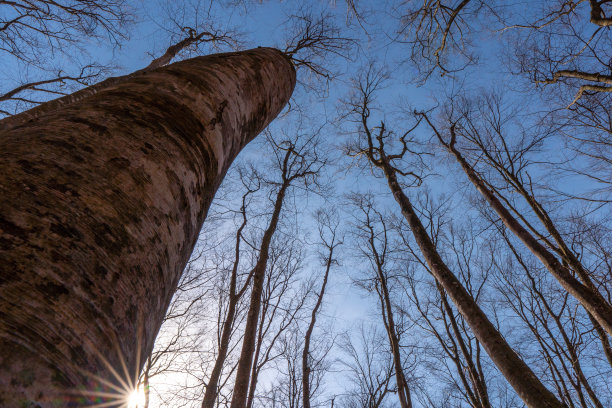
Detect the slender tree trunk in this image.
<box><xmin>246</xmin><ymin>293</ymin><xmax>272</xmax><ymax>408</ymax></box>
<box><xmin>245</xmin><ymin>328</ymin><xmax>263</xmax><ymax>408</ymax></box>
<box><xmin>202</xmin><ymin>282</ymin><xmax>241</xmax><ymax>408</ymax></box>
<box><xmin>439</xmin><ymin>133</ymin><xmax>612</xmax><ymax>336</ymax></box>
<box><xmin>142</xmin><ymin>360</ymin><xmax>151</xmax><ymax>408</ymax></box>
<box><xmin>302</xmin><ymin>246</ymin><xmax>334</xmax><ymax>408</ymax></box>
<box><xmin>437</xmin><ymin>285</ymin><xmax>491</xmax><ymax>408</ymax></box>
<box><xmin>230</xmin><ymin>183</ymin><xmax>289</xmax><ymax>408</ymax></box>
<box><xmin>496</xmin><ymin>168</ymin><xmax>612</xmax><ymax>366</ymax></box>
<box><xmin>203</xmin><ymin>206</ymin><xmax>250</xmax><ymax>408</ymax></box>
<box><xmin>358</xmin><ymin>202</ymin><xmax>411</xmax><ymax>407</ymax></box>
<box><xmin>506</xmin><ymin>240</ymin><xmax>604</xmax><ymax>408</ymax></box>
<box><xmin>380</xmin><ymin>162</ymin><xmax>565</xmax><ymax>408</ymax></box>
<box><xmin>0</xmin><ymin>48</ymin><xmax>295</xmax><ymax>407</ymax></box>
<box><xmin>588</xmin><ymin>314</ymin><xmax>612</xmax><ymax>367</ymax></box>
<box><xmin>376</xmin><ymin>269</ymin><xmax>411</xmax><ymax>408</ymax></box>
<box><xmin>203</xmin><ymin>287</ymin><xmax>240</xmax><ymax>408</ymax></box>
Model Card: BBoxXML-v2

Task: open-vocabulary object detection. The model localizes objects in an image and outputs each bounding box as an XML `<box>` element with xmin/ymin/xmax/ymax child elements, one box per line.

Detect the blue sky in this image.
<box><xmin>106</xmin><ymin>2</ymin><xmax>610</xmax><ymax>406</ymax></box>
<box><xmin>2</xmin><ymin>1</ymin><xmax>610</xmax><ymax>407</ymax></box>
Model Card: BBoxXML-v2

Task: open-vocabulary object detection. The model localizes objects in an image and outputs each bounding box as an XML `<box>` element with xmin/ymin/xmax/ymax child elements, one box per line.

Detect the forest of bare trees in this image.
<box><xmin>0</xmin><ymin>1</ymin><xmax>610</xmax><ymax>407</ymax></box>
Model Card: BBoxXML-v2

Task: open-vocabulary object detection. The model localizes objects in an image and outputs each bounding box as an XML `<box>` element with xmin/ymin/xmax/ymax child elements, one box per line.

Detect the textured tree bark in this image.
<box><xmin>0</xmin><ymin>47</ymin><xmax>295</xmax><ymax>407</ymax></box>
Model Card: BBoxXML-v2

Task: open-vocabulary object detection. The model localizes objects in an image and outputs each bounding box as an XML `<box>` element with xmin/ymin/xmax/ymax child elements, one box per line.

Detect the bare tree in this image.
<box><xmin>245</xmin><ymin>237</ymin><xmax>310</xmax><ymax>408</ymax></box>
<box><xmin>260</xmin><ymin>326</ymin><xmax>305</xmax><ymax>408</ymax></box>
<box><xmin>495</xmin><ymin>230</ymin><xmax>607</xmax><ymax>408</ymax></box>
<box><xmin>500</xmin><ymin>1</ymin><xmax>612</xmax><ymax>106</ymax></box>
<box><xmin>1</xmin><ymin>0</ymin><xmax>130</xmax><ymax>62</ymax></box>
<box><xmin>255</xmin><ymin>316</ymin><xmax>334</xmax><ymax>408</ymax></box>
<box><xmin>230</xmin><ymin>132</ymin><xmax>325</xmax><ymax>408</ymax></box>
<box><xmin>302</xmin><ymin>209</ymin><xmax>342</xmax><ymax>408</ymax></box>
<box><xmin>0</xmin><ymin>47</ymin><xmax>295</xmax><ymax>407</ymax></box>
<box><xmin>282</xmin><ymin>8</ymin><xmax>356</xmax><ymax>92</ymax></box>
<box><xmin>338</xmin><ymin>325</ymin><xmax>396</xmax><ymax>408</ymax></box>
<box><xmin>394</xmin><ymin>202</ymin><xmax>494</xmax><ymax>408</ymax></box>
<box><xmin>388</xmin><ymin>0</ymin><xmax>611</xmax><ymax>203</ymax></box>
<box><xmin>393</xmin><ymin>0</ymin><xmax>491</xmax><ymax>81</ymax></box>
<box><xmin>418</xmin><ymin>95</ymin><xmax>612</xmax><ymax>343</ymax></box>
<box><xmin>351</xmin><ymin>195</ymin><xmax>413</xmax><ymax>408</ymax></box>
<box><xmin>202</xmin><ymin>177</ymin><xmax>260</xmax><ymax>408</ymax></box>
<box><xmin>343</xmin><ymin>65</ymin><xmax>565</xmax><ymax>408</ymax></box>
<box><xmin>0</xmin><ymin>0</ymin><xmax>132</xmax><ymax>115</ymax></box>
<box><xmin>0</xmin><ymin>64</ymin><xmax>112</xmax><ymax>116</ymax></box>
<box><xmin>140</xmin><ymin>252</ymin><xmax>215</xmax><ymax>408</ymax></box>
<box><xmin>393</xmin><ymin>1</ymin><xmax>611</xmax><ymax>103</ymax></box>
<box><xmin>147</xmin><ymin>0</ymin><xmax>243</xmax><ymax>67</ymax></box>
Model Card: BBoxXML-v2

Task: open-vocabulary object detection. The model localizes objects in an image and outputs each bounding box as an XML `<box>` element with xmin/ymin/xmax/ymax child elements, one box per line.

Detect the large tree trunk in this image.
<box><xmin>0</xmin><ymin>47</ymin><xmax>295</xmax><ymax>407</ymax></box>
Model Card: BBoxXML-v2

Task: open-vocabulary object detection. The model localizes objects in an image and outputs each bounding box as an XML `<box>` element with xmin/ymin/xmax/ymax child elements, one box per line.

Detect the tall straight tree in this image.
<box><xmin>352</xmin><ymin>197</ymin><xmax>413</xmax><ymax>408</ymax></box>
<box><xmin>230</xmin><ymin>134</ymin><xmax>324</xmax><ymax>408</ymax></box>
<box><xmin>302</xmin><ymin>209</ymin><xmax>341</xmax><ymax>408</ymax></box>
<box><xmin>245</xmin><ymin>236</ymin><xmax>308</xmax><ymax>408</ymax></box>
<box><xmin>202</xmin><ymin>178</ymin><xmax>259</xmax><ymax>408</ymax></box>
<box><xmin>0</xmin><ymin>47</ymin><xmax>295</xmax><ymax>407</ymax></box>
<box><xmin>343</xmin><ymin>66</ymin><xmax>565</xmax><ymax>408</ymax></box>
<box><xmin>418</xmin><ymin>111</ymin><xmax>612</xmax><ymax>338</ymax></box>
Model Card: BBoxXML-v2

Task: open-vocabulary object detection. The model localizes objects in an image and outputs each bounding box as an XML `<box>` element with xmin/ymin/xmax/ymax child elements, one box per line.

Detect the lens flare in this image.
<box><xmin>63</xmin><ymin>312</ymin><xmax>149</xmax><ymax>408</ymax></box>
<box><xmin>127</xmin><ymin>387</ymin><xmax>146</xmax><ymax>408</ymax></box>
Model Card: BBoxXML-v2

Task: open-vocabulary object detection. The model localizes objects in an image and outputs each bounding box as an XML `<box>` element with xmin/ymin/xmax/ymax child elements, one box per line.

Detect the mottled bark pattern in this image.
<box><xmin>0</xmin><ymin>48</ymin><xmax>295</xmax><ymax>407</ymax></box>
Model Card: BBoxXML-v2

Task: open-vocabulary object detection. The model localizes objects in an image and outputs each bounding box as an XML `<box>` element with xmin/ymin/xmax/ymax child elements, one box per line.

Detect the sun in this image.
<box><xmin>126</xmin><ymin>387</ymin><xmax>146</xmax><ymax>408</ymax></box>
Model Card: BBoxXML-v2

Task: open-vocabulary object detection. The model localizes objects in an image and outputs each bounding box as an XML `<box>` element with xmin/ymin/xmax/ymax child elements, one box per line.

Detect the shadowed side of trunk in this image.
<box><xmin>0</xmin><ymin>47</ymin><xmax>295</xmax><ymax>407</ymax></box>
